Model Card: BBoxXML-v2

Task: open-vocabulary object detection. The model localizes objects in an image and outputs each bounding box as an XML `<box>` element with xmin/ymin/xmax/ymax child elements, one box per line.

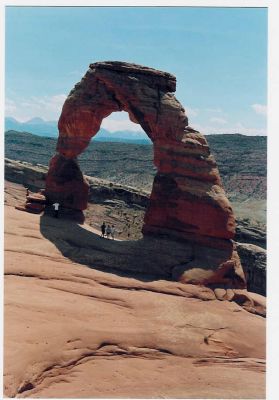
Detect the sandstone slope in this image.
<box><xmin>4</xmin><ymin>185</ymin><xmax>265</xmax><ymax>398</ymax></box>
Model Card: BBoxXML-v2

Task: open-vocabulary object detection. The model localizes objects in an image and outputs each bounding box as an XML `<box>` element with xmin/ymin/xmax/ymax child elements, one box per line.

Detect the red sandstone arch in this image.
<box><xmin>46</xmin><ymin>61</ymin><xmax>245</xmax><ymax>287</ymax></box>
<box><xmin>45</xmin><ymin>61</ymin><xmax>246</xmax><ymax>286</ymax></box>
<box><xmin>46</xmin><ymin>61</ymin><xmax>235</xmax><ymax>243</ymax></box>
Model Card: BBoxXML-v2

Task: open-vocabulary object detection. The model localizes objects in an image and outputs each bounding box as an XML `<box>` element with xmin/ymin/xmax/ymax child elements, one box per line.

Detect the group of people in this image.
<box><xmin>101</xmin><ymin>222</ymin><xmax>116</xmax><ymax>239</ymax></box>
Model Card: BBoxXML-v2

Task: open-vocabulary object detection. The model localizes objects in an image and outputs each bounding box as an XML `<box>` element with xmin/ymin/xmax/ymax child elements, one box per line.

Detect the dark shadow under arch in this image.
<box><xmin>39</xmin><ymin>207</ymin><xmax>196</xmax><ymax>282</ymax></box>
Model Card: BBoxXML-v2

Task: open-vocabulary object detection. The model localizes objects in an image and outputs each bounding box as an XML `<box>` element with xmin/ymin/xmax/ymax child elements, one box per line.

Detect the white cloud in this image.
<box><xmin>5</xmin><ymin>94</ymin><xmax>67</xmax><ymax>122</ymax></box>
<box><xmin>209</xmin><ymin>117</ymin><xmax>227</xmax><ymax>125</ymax></box>
<box><xmin>251</xmin><ymin>104</ymin><xmax>267</xmax><ymax>116</ymax></box>
<box><xmin>5</xmin><ymin>98</ymin><xmax>17</xmax><ymax>115</ymax></box>
<box><xmin>101</xmin><ymin>111</ymin><xmax>144</xmax><ymax>132</ymax></box>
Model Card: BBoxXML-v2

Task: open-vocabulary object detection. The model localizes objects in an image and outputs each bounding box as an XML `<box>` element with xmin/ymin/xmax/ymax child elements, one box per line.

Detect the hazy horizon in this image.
<box><xmin>5</xmin><ymin>114</ymin><xmax>267</xmax><ymax>139</ymax></box>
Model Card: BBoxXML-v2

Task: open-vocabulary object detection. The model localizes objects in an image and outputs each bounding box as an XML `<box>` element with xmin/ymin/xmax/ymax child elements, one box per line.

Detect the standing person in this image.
<box><xmin>111</xmin><ymin>225</ymin><xmax>116</xmax><ymax>240</ymax></box>
<box><xmin>101</xmin><ymin>222</ymin><xmax>106</xmax><ymax>238</ymax></box>
<box><xmin>26</xmin><ymin>188</ymin><xmax>30</xmax><ymax>198</ymax></box>
<box><xmin>106</xmin><ymin>224</ymin><xmax>112</xmax><ymax>239</ymax></box>
<box><xmin>52</xmin><ymin>202</ymin><xmax>60</xmax><ymax>218</ymax></box>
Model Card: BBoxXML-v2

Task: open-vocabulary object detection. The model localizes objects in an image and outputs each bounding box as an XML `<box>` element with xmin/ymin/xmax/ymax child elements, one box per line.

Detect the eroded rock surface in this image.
<box><xmin>236</xmin><ymin>242</ymin><xmax>266</xmax><ymax>296</ymax></box>
<box><xmin>4</xmin><ymin>202</ymin><xmax>266</xmax><ymax>399</ymax></box>
<box><xmin>5</xmin><ymin>157</ymin><xmax>47</xmax><ymax>191</ymax></box>
<box><xmin>236</xmin><ymin>219</ymin><xmax>266</xmax><ymax>249</ymax></box>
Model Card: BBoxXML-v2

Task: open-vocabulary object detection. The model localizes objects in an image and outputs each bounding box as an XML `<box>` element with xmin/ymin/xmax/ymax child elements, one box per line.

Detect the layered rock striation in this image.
<box><xmin>236</xmin><ymin>242</ymin><xmax>266</xmax><ymax>296</ymax></box>
<box><xmin>45</xmin><ymin>61</ymin><xmax>244</xmax><ymax>287</ymax></box>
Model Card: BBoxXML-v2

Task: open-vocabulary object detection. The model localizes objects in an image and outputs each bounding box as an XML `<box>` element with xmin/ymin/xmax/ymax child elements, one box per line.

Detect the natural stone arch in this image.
<box><xmin>46</xmin><ymin>61</ymin><xmax>244</xmax><ymax>287</ymax></box>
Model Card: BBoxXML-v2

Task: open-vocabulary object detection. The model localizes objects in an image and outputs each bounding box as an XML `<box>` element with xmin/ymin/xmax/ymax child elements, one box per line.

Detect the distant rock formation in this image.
<box><xmin>5</xmin><ymin>158</ymin><xmax>149</xmax><ymax>209</ymax></box>
<box><xmin>45</xmin><ymin>61</ymin><xmax>244</xmax><ymax>287</ymax></box>
<box><xmin>235</xmin><ymin>220</ymin><xmax>266</xmax><ymax>249</ymax></box>
<box><xmin>236</xmin><ymin>243</ymin><xmax>266</xmax><ymax>296</ymax></box>
<box><xmin>5</xmin><ymin>158</ymin><xmax>48</xmax><ymax>191</ymax></box>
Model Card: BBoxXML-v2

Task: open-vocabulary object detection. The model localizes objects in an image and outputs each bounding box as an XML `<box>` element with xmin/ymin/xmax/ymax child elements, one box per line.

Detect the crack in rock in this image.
<box><xmin>16</xmin><ymin>344</ymin><xmax>175</xmax><ymax>396</ymax></box>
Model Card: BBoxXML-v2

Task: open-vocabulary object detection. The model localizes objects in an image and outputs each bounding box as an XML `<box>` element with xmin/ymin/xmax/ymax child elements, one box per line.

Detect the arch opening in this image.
<box><xmin>81</xmin><ymin>110</ymin><xmax>156</xmax><ymax>241</ymax></box>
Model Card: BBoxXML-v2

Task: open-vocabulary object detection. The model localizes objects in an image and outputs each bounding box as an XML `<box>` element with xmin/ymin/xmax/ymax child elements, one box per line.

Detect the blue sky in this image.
<box><xmin>5</xmin><ymin>6</ymin><xmax>267</xmax><ymax>135</ymax></box>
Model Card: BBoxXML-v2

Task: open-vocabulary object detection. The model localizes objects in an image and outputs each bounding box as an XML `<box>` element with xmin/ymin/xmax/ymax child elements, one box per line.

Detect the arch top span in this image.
<box><xmin>57</xmin><ymin>61</ymin><xmax>189</xmax><ymax>158</ymax></box>
<box><xmin>89</xmin><ymin>61</ymin><xmax>177</xmax><ymax>92</ymax></box>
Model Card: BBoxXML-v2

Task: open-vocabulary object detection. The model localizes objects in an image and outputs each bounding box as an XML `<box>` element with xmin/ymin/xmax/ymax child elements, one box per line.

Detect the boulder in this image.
<box><xmin>15</xmin><ymin>202</ymin><xmax>45</xmax><ymax>214</ymax></box>
<box><xmin>26</xmin><ymin>194</ymin><xmax>46</xmax><ymax>204</ymax></box>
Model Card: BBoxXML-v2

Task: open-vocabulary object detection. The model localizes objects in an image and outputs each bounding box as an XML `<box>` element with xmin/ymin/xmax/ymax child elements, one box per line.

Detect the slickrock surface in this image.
<box><xmin>4</xmin><ymin>184</ymin><xmax>266</xmax><ymax>398</ymax></box>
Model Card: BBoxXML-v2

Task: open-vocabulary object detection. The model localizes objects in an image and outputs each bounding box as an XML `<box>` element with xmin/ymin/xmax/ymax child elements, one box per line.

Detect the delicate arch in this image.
<box><xmin>46</xmin><ymin>61</ymin><xmax>236</xmax><ymax>246</ymax></box>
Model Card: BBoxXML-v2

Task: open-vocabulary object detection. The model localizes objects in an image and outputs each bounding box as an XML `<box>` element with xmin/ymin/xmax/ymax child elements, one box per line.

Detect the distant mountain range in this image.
<box><xmin>5</xmin><ymin>117</ymin><xmax>58</xmax><ymax>138</ymax></box>
<box><xmin>5</xmin><ymin>117</ymin><xmax>152</xmax><ymax>144</ymax></box>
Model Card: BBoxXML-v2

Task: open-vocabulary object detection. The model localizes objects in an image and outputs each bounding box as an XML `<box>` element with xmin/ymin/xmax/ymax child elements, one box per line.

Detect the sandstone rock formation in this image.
<box><xmin>45</xmin><ymin>61</ymin><xmax>244</xmax><ymax>287</ymax></box>
<box><xmin>46</xmin><ymin>62</ymin><xmax>234</xmax><ymax>240</ymax></box>
<box><xmin>236</xmin><ymin>242</ymin><xmax>266</xmax><ymax>296</ymax></box>
<box><xmin>6</xmin><ymin>162</ymin><xmax>268</xmax><ymax>295</ymax></box>
<box><xmin>235</xmin><ymin>219</ymin><xmax>266</xmax><ymax>249</ymax></box>
<box><xmin>4</xmin><ymin>197</ymin><xmax>266</xmax><ymax>398</ymax></box>
<box><xmin>5</xmin><ymin>157</ymin><xmax>47</xmax><ymax>191</ymax></box>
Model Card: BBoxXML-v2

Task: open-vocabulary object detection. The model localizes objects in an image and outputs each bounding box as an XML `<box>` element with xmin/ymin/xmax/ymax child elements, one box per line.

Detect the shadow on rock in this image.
<box><xmin>40</xmin><ymin>207</ymin><xmax>244</xmax><ymax>288</ymax></box>
<box><xmin>39</xmin><ymin>208</ymin><xmax>195</xmax><ymax>282</ymax></box>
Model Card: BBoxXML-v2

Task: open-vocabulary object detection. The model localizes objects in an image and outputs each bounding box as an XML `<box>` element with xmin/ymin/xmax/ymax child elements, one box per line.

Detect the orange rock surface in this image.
<box><xmin>4</xmin><ymin>191</ymin><xmax>266</xmax><ymax>398</ymax></box>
